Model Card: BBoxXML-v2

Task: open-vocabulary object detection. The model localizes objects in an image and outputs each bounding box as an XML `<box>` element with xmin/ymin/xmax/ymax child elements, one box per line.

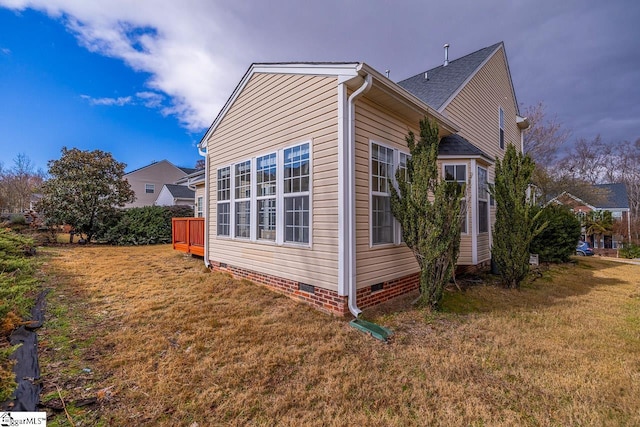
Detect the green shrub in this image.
<box><xmin>619</xmin><ymin>243</ymin><xmax>640</xmax><ymax>259</ymax></box>
<box><xmin>0</xmin><ymin>229</ymin><xmax>40</xmax><ymax>402</ymax></box>
<box><xmin>98</xmin><ymin>205</ymin><xmax>194</xmax><ymax>245</ymax></box>
<box><xmin>530</xmin><ymin>204</ymin><xmax>581</xmax><ymax>263</ymax></box>
<box><xmin>9</xmin><ymin>214</ymin><xmax>26</xmax><ymax>225</ymax></box>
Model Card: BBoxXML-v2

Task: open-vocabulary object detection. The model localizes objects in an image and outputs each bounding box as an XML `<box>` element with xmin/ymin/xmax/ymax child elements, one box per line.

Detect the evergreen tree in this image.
<box><xmin>390</xmin><ymin>117</ymin><xmax>464</xmax><ymax>309</ymax></box>
<box><xmin>491</xmin><ymin>144</ymin><xmax>546</xmax><ymax>288</ymax></box>
<box><xmin>37</xmin><ymin>147</ymin><xmax>135</xmax><ymax>242</ymax></box>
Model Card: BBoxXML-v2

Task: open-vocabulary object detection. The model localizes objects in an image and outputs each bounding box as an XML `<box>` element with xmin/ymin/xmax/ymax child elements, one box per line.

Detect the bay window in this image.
<box><xmin>444</xmin><ymin>164</ymin><xmax>468</xmax><ymax>234</ymax></box>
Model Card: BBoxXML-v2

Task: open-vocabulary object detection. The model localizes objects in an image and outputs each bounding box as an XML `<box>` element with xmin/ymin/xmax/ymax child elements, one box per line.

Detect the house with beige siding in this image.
<box><xmin>197</xmin><ymin>42</ymin><xmax>528</xmax><ymax>316</ymax></box>
<box><xmin>124</xmin><ymin>160</ymin><xmax>196</xmax><ymax>208</ymax></box>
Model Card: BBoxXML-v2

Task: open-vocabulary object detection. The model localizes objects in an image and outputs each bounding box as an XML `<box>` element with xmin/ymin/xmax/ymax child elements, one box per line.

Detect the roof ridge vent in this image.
<box><xmin>443</xmin><ymin>43</ymin><xmax>450</xmax><ymax>66</ymax></box>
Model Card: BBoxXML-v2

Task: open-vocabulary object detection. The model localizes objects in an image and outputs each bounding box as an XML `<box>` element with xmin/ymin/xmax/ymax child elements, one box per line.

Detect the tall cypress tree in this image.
<box><xmin>390</xmin><ymin>117</ymin><xmax>464</xmax><ymax>309</ymax></box>
<box><xmin>491</xmin><ymin>143</ymin><xmax>546</xmax><ymax>288</ymax></box>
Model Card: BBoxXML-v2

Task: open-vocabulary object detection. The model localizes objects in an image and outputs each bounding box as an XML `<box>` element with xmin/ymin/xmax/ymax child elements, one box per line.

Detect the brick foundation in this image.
<box><xmin>208</xmin><ymin>260</ymin><xmax>421</xmax><ymax>316</ymax></box>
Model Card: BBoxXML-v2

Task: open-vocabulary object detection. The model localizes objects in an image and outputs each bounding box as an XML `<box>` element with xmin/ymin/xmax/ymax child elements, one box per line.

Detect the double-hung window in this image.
<box><xmin>499</xmin><ymin>107</ymin><xmax>505</xmax><ymax>150</ymax></box>
<box><xmin>283</xmin><ymin>143</ymin><xmax>310</xmax><ymax>244</ymax></box>
<box><xmin>371</xmin><ymin>143</ymin><xmax>395</xmax><ymax>245</ymax></box>
<box><xmin>444</xmin><ymin>164</ymin><xmax>467</xmax><ymax>233</ymax></box>
<box><xmin>196</xmin><ymin>196</ymin><xmax>204</xmax><ymax>218</ymax></box>
<box><xmin>477</xmin><ymin>166</ymin><xmax>489</xmax><ymax>233</ymax></box>
<box><xmin>145</xmin><ymin>183</ymin><xmax>155</xmax><ymax>194</ymax></box>
<box><xmin>234</xmin><ymin>161</ymin><xmax>251</xmax><ymax>238</ymax></box>
<box><xmin>217</xmin><ymin>167</ymin><xmax>231</xmax><ymax>236</ymax></box>
<box><xmin>256</xmin><ymin>153</ymin><xmax>277</xmax><ymax>241</ymax></box>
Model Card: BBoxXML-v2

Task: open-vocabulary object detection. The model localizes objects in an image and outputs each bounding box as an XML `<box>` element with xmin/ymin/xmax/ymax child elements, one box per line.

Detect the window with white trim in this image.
<box><xmin>284</xmin><ymin>143</ymin><xmax>310</xmax><ymax>244</ymax></box>
<box><xmin>499</xmin><ymin>107</ymin><xmax>505</xmax><ymax>150</ymax></box>
<box><xmin>397</xmin><ymin>152</ymin><xmax>411</xmax><ymax>242</ymax></box>
<box><xmin>145</xmin><ymin>183</ymin><xmax>155</xmax><ymax>194</ymax></box>
<box><xmin>371</xmin><ymin>143</ymin><xmax>395</xmax><ymax>245</ymax></box>
<box><xmin>217</xmin><ymin>167</ymin><xmax>230</xmax><ymax>236</ymax></box>
<box><xmin>196</xmin><ymin>196</ymin><xmax>204</xmax><ymax>218</ymax></box>
<box><xmin>216</xmin><ymin>141</ymin><xmax>311</xmax><ymax>246</ymax></box>
<box><xmin>444</xmin><ymin>164</ymin><xmax>467</xmax><ymax>234</ymax></box>
<box><xmin>256</xmin><ymin>153</ymin><xmax>277</xmax><ymax>241</ymax></box>
<box><xmin>234</xmin><ymin>161</ymin><xmax>251</xmax><ymax>238</ymax></box>
<box><xmin>478</xmin><ymin>166</ymin><xmax>489</xmax><ymax>233</ymax></box>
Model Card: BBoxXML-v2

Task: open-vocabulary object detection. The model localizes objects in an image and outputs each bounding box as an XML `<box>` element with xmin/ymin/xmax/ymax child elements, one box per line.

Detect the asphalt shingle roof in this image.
<box><xmin>592</xmin><ymin>183</ymin><xmax>629</xmax><ymax>209</ymax></box>
<box><xmin>397</xmin><ymin>42</ymin><xmax>503</xmax><ymax>110</ymax></box>
<box><xmin>439</xmin><ymin>134</ymin><xmax>492</xmax><ymax>161</ymax></box>
<box><xmin>164</xmin><ymin>184</ymin><xmax>195</xmax><ymax>199</ymax></box>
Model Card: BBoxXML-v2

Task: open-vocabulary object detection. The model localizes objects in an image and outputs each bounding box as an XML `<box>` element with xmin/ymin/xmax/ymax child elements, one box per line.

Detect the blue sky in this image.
<box><xmin>1</xmin><ymin>1</ymin><xmax>639</xmax><ymax>173</ymax></box>
<box><xmin>0</xmin><ymin>8</ymin><xmax>202</xmax><ymax>172</ymax></box>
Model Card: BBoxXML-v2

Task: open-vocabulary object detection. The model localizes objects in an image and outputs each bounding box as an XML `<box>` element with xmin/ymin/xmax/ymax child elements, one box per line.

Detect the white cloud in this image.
<box><xmin>0</xmin><ymin>0</ymin><xmax>251</xmax><ymax>131</ymax></box>
<box><xmin>136</xmin><ymin>91</ymin><xmax>164</xmax><ymax>108</ymax></box>
<box><xmin>81</xmin><ymin>94</ymin><xmax>132</xmax><ymax>106</ymax></box>
<box><xmin>1</xmin><ymin>47</ymin><xmax>10</xmax><ymax>55</ymax></box>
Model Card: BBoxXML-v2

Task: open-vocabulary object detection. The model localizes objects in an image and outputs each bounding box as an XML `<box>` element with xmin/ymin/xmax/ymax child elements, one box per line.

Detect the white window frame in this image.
<box><xmin>369</xmin><ymin>140</ymin><xmax>409</xmax><ymax>247</ymax></box>
<box><xmin>256</xmin><ymin>153</ymin><xmax>277</xmax><ymax>241</ymax></box>
<box><xmin>196</xmin><ymin>196</ymin><xmax>204</xmax><ymax>218</ymax></box>
<box><xmin>234</xmin><ymin>160</ymin><xmax>252</xmax><ymax>239</ymax></box>
<box><xmin>499</xmin><ymin>106</ymin><xmax>505</xmax><ymax>150</ymax></box>
<box><xmin>443</xmin><ymin>163</ymin><xmax>468</xmax><ymax>234</ymax></box>
<box><xmin>215</xmin><ymin>141</ymin><xmax>312</xmax><ymax>248</ymax></box>
<box><xmin>282</xmin><ymin>142</ymin><xmax>312</xmax><ymax>246</ymax></box>
<box><xmin>145</xmin><ymin>183</ymin><xmax>155</xmax><ymax>194</ymax></box>
<box><xmin>477</xmin><ymin>166</ymin><xmax>489</xmax><ymax>233</ymax></box>
<box><xmin>216</xmin><ymin>166</ymin><xmax>231</xmax><ymax>237</ymax></box>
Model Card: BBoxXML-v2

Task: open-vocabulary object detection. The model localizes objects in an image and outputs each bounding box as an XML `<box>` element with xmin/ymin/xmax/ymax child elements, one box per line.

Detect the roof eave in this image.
<box><xmin>359</xmin><ymin>63</ymin><xmax>460</xmax><ymax>134</ymax></box>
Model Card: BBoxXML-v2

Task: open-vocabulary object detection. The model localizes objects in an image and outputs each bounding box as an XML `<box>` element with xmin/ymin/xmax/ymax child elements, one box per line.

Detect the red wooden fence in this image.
<box><xmin>172</xmin><ymin>217</ymin><xmax>205</xmax><ymax>256</ymax></box>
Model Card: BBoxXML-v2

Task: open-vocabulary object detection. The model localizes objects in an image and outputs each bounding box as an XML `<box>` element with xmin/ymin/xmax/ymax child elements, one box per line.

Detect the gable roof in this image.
<box><xmin>397</xmin><ymin>42</ymin><xmax>517</xmax><ymax>113</ymax></box>
<box><xmin>593</xmin><ymin>183</ymin><xmax>629</xmax><ymax>209</ymax></box>
<box><xmin>125</xmin><ymin>159</ymin><xmax>193</xmax><ymax>176</ymax></box>
<box><xmin>163</xmin><ymin>184</ymin><xmax>195</xmax><ymax>199</ymax></box>
<box><xmin>199</xmin><ymin>62</ymin><xmax>461</xmax><ymax>149</ymax></box>
<box><xmin>438</xmin><ymin>134</ymin><xmax>493</xmax><ymax>162</ymax></box>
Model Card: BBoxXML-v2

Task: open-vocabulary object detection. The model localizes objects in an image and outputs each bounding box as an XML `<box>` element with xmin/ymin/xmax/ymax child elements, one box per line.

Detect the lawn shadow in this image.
<box><xmin>363</xmin><ymin>257</ymin><xmax>634</xmax><ymax>320</ymax></box>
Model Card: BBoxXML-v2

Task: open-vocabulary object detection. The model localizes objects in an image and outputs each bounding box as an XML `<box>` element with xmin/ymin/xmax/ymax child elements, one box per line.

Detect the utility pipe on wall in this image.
<box><xmin>198</xmin><ymin>146</ymin><xmax>210</xmax><ymax>267</ymax></box>
<box><xmin>346</xmin><ymin>72</ymin><xmax>372</xmax><ymax>318</ymax></box>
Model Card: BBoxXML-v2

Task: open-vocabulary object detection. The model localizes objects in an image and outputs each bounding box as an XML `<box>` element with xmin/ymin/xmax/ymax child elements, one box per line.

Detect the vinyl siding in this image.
<box><xmin>206</xmin><ymin>73</ymin><xmax>340</xmax><ymax>291</ymax></box>
<box><xmin>124</xmin><ymin>161</ymin><xmax>189</xmax><ymax>208</ymax></box>
<box><xmin>443</xmin><ymin>48</ymin><xmax>522</xmax><ymax>159</ymax></box>
<box><xmin>354</xmin><ymin>97</ymin><xmax>430</xmax><ymax>287</ymax></box>
<box><xmin>443</xmin><ymin>48</ymin><xmax>521</xmax><ymax>264</ymax></box>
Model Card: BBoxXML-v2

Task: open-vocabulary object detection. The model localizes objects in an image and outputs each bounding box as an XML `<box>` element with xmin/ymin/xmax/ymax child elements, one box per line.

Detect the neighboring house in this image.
<box><xmin>155</xmin><ymin>184</ymin><xmax>196</xmax><ymax>208</ymax></box>
<box><xmin>175</xmin><ymin>169</ymin><xmax>206</xmax><ymax>217</ymax></box>
<box><xmin>550</xmin><ymin>183</ymin><xmax>631</xmax><ymax>249</ymax></box>
<box><xmin>197</xmin><ymin>42</ymin><xmax>527</xmax><ymax>315</ymax></box>
<box><xmin>123</xmin><ymin>160</ymin><xmax>196</xmax><ymax>208</ymax></box>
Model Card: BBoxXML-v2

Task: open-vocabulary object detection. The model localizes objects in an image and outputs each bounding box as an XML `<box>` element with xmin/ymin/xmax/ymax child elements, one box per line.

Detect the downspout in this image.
<box><xmin>198</xmin><ymin>145</ymin><xmax>210</xmax><ymax>268</ymax></box>
<box><xmin>347</xmin><ymin>73</ymin><xmax>372</xmax><ymax>317</ymax></box>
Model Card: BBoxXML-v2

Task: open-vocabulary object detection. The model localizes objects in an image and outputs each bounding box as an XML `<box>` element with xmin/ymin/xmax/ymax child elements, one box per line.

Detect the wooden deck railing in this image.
<box><xmin>172</xmin><ymin>217</ymin><xmax>205</xmax><ymax>256</ymax></box>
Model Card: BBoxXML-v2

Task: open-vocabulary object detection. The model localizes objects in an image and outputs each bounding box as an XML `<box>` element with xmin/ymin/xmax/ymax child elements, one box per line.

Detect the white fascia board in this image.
<box><xmin>359</xmin><ymin>63</ymin><xmax>460</xmax><ymax>134</ymax></box>
<box><xmin>198</xmin><ymin>63</ymin><xmax>361</xmax><ymax>150</ymax></box>
<box><xmin>252</xmin><ymin>63</ymin><xmax>361</xmax><ymax>76</ymax></box>
<box><xmin>438</xmin><ymin>154</ymin><xmax>494</xmax><ymax>164</ymax></box>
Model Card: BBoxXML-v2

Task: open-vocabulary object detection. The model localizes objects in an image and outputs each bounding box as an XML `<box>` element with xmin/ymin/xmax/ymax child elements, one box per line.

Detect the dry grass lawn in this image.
<box><xmin>37</xmin><ymin>245</ymin><xmax>640</xmax><ymax>426</ymax></box>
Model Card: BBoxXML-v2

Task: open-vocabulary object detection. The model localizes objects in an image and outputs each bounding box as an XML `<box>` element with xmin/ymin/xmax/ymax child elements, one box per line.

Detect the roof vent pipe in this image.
<box><xmin>444</xmin><ymin>43</ymin><xmax>449</xmax><ymax>66</ymax></box>
<box><xmin>385</xmin><ymin>69</ymin><xmax>390</xmax><ymax>78</ymax></box>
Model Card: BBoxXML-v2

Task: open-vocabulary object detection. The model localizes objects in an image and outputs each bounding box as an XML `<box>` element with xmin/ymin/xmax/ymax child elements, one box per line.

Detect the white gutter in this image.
<box><xmin>347</xmin><ymin>72</ymin><xmax>372</xmax><ymax>318</ymax></box>
<box><xmin>198</xmin><ymin>145</ymin><xmax>210</xmax><ymax>268</ymax></box>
